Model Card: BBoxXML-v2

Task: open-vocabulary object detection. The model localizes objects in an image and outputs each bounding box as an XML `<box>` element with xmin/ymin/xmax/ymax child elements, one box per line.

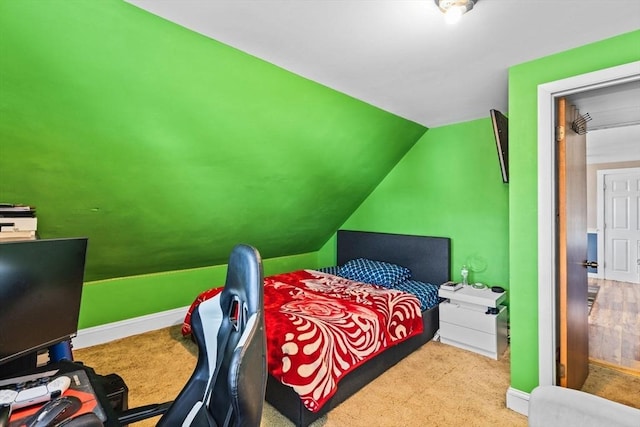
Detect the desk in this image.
<box><xmin>4</xmin><ymin>360</ymin><xmax>120</xmax><ymax>426</ymax></box>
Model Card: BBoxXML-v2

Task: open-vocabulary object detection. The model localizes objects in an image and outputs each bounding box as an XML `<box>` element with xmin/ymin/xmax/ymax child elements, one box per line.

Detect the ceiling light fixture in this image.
<box><xmin>435</xmin><ymin>0</ymin><xmax>476</xmax><ymax>25</ymax></box>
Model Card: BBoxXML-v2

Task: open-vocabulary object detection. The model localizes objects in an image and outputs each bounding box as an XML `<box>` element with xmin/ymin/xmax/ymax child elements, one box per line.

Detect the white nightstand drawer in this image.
<box><xmin>438</xmin><ymin>285</ymin><xmax>506</xmax><ymax>308</ymax></box>
<box><xmin>439</xmin><ymin>302</ymin><xmax>499</xmax><ymax>334</ymax></box>
<box><xmin>439</xmin><ymin>322</ymin><xmax>496</xmax><ymax>353</ymax></box>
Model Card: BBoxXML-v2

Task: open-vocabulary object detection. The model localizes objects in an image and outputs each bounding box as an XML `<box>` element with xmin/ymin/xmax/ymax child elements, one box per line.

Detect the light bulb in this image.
<box><xmin>444</xmin><ymin>5</ymin><xmax>465</xmax><ymax>24</ymax></box>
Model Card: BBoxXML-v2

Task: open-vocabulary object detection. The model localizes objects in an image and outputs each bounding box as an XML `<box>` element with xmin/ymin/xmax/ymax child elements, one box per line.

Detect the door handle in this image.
<box><xmin>582</xmin><ymin>260</ymin><xmax>598</xmax><ymax>268</ymax></box>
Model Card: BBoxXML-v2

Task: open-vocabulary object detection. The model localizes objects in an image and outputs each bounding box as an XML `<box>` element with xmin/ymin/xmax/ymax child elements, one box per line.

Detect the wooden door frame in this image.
<box><xmin>536</xmin><ymin>61</ymin><xmax>640</xmax><ymax>387</ymax></box>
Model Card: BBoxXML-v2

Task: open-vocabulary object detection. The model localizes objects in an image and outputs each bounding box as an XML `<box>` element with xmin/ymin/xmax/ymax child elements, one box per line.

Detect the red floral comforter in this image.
<box><xmin>265</xmin><ymin>270</ymin><xmax>423</xmax><ymax>412</ymax></box>
<box><xmin>181</xmin><ymin>269</ymin><xmax>423</xmax><ymax>413</ymax></box>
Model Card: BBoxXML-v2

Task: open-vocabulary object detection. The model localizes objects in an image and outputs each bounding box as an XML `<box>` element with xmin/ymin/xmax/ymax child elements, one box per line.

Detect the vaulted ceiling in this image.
<box><xmin>125</xmin><ymin>0</ymin><xmax>640</xmax><ymax>127</ymax></box>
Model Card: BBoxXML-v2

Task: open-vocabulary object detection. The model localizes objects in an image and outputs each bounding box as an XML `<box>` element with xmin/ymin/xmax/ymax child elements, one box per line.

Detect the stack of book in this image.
<box><xmin>0</xmin><ymin>204</ymin><xmax>37</xmax><ymax>241</ymax></box>
<box><xmin>440</xmin><ymin>281</ymin><xmax>463</xmax><ymax>291</ymax></box>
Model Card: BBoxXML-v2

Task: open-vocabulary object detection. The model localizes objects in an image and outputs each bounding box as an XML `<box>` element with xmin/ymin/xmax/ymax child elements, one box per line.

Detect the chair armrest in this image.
<box><xmin>116</xmin><ymin>401</ymin><xmax>173</xmax><ymax>425</ymax></box>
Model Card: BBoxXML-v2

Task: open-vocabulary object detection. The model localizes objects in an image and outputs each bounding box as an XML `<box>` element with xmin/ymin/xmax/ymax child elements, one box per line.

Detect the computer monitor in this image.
<box><xmin>0</xmin><ymin>237</ymin><xmax>88</xmax><ymax>374</ymax></box>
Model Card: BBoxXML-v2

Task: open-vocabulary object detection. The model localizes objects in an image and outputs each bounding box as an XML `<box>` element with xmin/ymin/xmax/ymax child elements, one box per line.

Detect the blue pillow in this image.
<box><xmin>316</xmin><ymin>266</ymin><xmax>341</xmax><ymax>276</ymax></box>
<box><xmin>337</xmin><ymin>258</ymin><xmax>411</xmax><ymax>288</ymax></box>
<box><xmin>393</xmin><ymin>280</ymin><xmax>442</xmax><ymax>311</ymax></box>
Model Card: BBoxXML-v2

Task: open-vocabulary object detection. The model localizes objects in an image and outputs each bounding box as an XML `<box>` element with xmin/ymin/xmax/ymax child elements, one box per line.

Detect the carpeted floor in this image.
<box><xmin>73</xmin><ymin>325</ymin><xmax>640</xmax><ymax>427</ymax></box>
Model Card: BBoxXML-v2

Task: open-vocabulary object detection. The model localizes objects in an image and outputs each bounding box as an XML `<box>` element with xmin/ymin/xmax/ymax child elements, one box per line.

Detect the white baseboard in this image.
<box><xmin>71</xmin><ymin>305</ymin><xmax>191</xmax><ymax>350</ymax></box>
<box><xmin>506</xmin><ymin>387</ymin><xmax>530</xmax><ymax>416</ymax></box>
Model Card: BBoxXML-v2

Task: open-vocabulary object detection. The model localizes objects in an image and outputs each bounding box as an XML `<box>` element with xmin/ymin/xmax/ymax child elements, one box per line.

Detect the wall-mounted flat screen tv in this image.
<box><xmin>490</xmin><ymin>109</ymin><xmax>509</xmax><ymax>183</ymax></box>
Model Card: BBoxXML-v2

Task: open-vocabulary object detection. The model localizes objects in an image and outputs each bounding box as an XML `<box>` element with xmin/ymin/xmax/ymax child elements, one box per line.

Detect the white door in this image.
<box><xmin>604</xmin><ymin>168</ymin><xmax>640</xmax><ymax>283</ymax></box>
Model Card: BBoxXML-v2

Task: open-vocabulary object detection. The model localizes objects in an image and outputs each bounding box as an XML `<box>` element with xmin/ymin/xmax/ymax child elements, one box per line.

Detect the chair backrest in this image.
<box><xmin>158</xmin><ymin>244</ymin><xmax>266</xmax><ymax>427</ymax></box>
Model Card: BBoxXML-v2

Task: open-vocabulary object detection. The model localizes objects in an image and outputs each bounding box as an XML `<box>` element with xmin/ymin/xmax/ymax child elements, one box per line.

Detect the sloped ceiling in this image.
<box><xmin>0</xmin><ymin>1</ymin><xmax>425</xmax><ymax>281</ymax></box>
<box><xmin>125</xmin><ymin>0</ymin><xmax>640</xmax><ymax>127</ymax></box>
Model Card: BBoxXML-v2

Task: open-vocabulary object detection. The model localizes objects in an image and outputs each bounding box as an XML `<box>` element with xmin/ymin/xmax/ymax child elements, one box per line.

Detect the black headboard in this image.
<box><xmin>336</xmin><ymin>230</ymin><xmax>451</xmax><ymax>285</ymax></box>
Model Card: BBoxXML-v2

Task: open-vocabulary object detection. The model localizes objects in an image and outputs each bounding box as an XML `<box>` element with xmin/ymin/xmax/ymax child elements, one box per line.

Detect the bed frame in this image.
<box><xmin>265</xmin><ymin>230</ymin><xmax>451</xmax><ymax>427</ymax></box>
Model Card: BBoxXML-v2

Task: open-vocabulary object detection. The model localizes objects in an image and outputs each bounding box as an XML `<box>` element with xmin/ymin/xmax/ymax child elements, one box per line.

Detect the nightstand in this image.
<box><xmin>438</xmin><ymin>285</ymin><xmax>508</xmax><ymax>359</ymax></box>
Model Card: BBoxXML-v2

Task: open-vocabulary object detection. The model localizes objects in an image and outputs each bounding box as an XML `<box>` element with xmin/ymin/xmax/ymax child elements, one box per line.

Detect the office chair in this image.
<box><xmin>115</xmin><ymin>243</ymin><xmax>267</xmax><ymax>426</ymax></box>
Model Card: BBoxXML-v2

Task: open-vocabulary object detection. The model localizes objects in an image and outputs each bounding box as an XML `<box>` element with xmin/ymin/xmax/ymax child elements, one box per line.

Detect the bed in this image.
<box><xmin>182</xmin><ymin>230</ymin><xmax>451</xmax><ymax>427</ymax></box>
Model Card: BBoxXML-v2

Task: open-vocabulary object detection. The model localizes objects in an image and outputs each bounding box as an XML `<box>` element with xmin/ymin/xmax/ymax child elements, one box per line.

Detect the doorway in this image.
<box><xmin>537</xmin><ymin>61</ymin><xmax>640</xmax><ymax>387</ymax></box>
<box><xmin>589</xmin><ymin>166</ymin><xmax>640</xmax><ymax>373</ymax></box>
<box><xmin>596</xmin><ymin>167</ymin><xmax>640</xmax><ymax>284</ymax></box>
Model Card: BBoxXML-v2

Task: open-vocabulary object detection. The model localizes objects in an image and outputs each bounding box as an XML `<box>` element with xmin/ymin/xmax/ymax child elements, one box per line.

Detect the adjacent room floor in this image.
<box><xmin>588</xmin><ymin>278</ymin><xmax>640</xmax><ymax>374</ymax></box>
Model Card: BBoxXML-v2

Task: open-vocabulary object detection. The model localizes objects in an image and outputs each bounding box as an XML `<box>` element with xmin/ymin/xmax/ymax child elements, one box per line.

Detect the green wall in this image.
<box><xmin>342</xmin><ymin>118</ymin><xmax>510</xmax><ymax>290</ymax></box>
<box><xmin>339</xmin><ymin>29</ymin><xmax>640</xmax><ymax>397</ymax></box>
<box><xmin>79</xmin><ymin>251</ymin><xmax>317</xmax><ymax>328</ymax></box>
<box><xmin>508</xmin><ymin>30</ymin><xmax>640</xmax><ymax>393</ymax></box>
<box><xmin>0</xmin><ymin>1</ymin><xmax>426</xmax><ymax>282</ymax></box>
<box><xmin>2</xmin><ymin>3</ymin><xmax>638</xmax><ymax>393</ymax></box>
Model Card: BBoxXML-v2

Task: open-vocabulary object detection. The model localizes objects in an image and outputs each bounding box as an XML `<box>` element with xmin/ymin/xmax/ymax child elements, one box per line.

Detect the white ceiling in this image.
<box><xmin>587</xmin><ymin>125</ymin><xmax>640</xmax><ymax>163</ymax></box>
<box><xmin>569</xmin><ymin>80</ymin><xmax>640</xmax><ymax>130</ymax></box>
<box><xmin>569</xmin><ymin>79</ymin><xmax>640</xmax><ymax>163</ymax></box>
<box><xmin>125</xmin><ymin>0</ymin><xmax>640</xmax><ymax>128</ymax></box>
